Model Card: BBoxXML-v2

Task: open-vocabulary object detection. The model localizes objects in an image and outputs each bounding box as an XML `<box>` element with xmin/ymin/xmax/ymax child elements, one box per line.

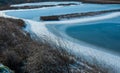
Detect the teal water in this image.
<box><xmin>66</xmin><ymin>23</ymin><xmax>120</xmax><ymax>54</ymax></box>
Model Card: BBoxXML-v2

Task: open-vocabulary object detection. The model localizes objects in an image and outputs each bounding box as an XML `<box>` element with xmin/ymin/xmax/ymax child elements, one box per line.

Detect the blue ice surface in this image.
<box><xmin>66</xmin><ymin>16</ymin><xmax>120</xmax><ymax>55</ymax></box>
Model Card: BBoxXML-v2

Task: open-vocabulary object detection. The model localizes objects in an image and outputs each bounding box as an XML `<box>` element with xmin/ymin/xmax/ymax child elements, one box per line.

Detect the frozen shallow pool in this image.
<box><xmin>66</xmin><ymin>22</ymin><xmax>120</xmax><ymax>55</ymax></box>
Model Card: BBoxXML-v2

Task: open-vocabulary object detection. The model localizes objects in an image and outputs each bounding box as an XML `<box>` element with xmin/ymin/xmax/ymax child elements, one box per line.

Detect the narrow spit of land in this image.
<box><xmin>40</xmin><ymin>9</ymin><xmax>120</xmax><ymax>21</ymax></box>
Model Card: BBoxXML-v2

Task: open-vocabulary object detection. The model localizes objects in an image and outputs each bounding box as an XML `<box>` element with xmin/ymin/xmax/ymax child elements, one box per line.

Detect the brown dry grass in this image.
<box><xmin>0</xmin><ymin>17</ymin><xmax>109</xmax><ymax>73</ymax></box>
